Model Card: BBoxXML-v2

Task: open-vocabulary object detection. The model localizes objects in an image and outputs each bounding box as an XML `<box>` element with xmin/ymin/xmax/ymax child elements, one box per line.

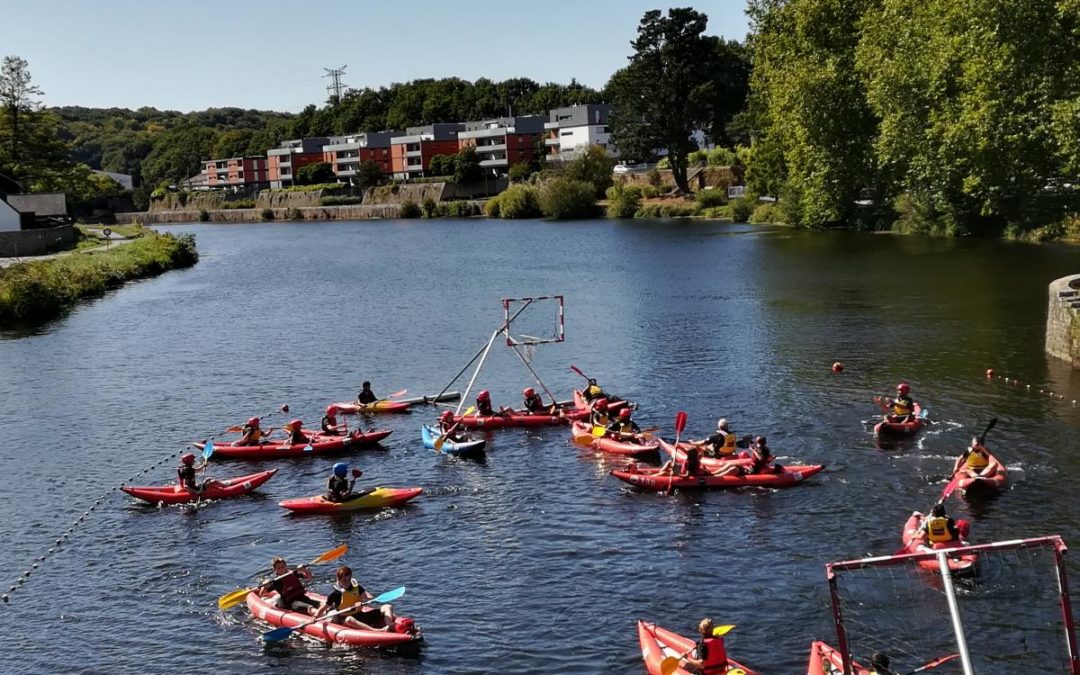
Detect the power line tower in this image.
<box><xmin>323</xmin><ymin>65</ymin><xmax>347</xmax><ymax>104</ymax></box>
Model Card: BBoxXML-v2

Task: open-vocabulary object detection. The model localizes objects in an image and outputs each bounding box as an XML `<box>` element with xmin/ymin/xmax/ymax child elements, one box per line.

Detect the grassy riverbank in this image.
<box><xmin>0</xmin><ymin>231</ymin><xmax>198</xmax><ymax>324</ymax></box>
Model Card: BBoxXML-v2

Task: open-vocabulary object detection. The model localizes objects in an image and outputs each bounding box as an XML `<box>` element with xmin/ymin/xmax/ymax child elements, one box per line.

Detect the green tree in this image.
<box><xmin>429</xmin><ymin>153</ymin><xmax>454</xmax><ymax>176</ymax></box>
<box><xmin>140</xmin><ymin>124</ymin><xmax>217</xmax><ymax>186</ymax></box>
<box><xmin>539</xmin><ymin>177</ymin><xmax>598</xmax><ymax>219</ymax></box>
<box><xmin>564</xmin><ymin>144</ymin><xmax>612</xmax><ymax>197</ymax></box>
<box><xmin>453</xmin><ymin>147</ymin><xmax>483</xmax><ymax>183</ymax></box>
<box><xmin>211</xmin><ymin>128</ymin><xmax>254</xmax><ymax>159</ymax></box>
<box><xmin>606</xmin><ymin>8</ymin><xmax>721</xmax><ymax>194</ymax></box>
<box><xmin>295</xmin><ymin>161</ymin><xmax>335</xmax><ymax>185</ymax></box>
<box><xmin>0</xmin><ymin>55</ymin><xmax>44</xmax><ymax>175</ymax></box>
<box><xmin>355</xmin><ymin>159</ymin><xmax>382</xmax><ymax>189</ymax></box>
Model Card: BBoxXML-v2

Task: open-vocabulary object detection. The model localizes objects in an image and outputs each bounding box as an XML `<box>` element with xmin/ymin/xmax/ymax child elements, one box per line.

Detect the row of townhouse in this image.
<box><xmin>202</xmin><ymin>104</ymin><xmax>615</xmax><ymax>191</ymax></box>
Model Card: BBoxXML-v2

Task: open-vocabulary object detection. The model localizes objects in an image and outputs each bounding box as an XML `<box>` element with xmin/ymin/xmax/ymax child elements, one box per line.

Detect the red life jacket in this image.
<box><xmin>701</xmin><ymin>637</ymin><xmax>728</xmax><ymax>673</ymax></box>
<box><xmin>278</xmin><ymin>571</ymin><xmax>305</xmax><ymax>604</ymax></box>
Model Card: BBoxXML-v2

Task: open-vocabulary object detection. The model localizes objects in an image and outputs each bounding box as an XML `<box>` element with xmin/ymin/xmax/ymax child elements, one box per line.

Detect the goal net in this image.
<box><xmin>825</xmin><ymin>536</ymin><xmax>1079</xmax><ymax>674</ymax></box>
<box><xmin>502</xmin><ymin>296</ymin><xmax>564</xmax><ymax>347</ymax></box>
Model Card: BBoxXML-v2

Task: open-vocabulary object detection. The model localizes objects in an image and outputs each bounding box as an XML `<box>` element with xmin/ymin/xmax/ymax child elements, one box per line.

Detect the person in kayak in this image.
<box><xmin>438</xmin><ymin>410</ymin><xmax>469</xmax><ymax>443</ymax></box>
<box><xmin>588</xmin><ymin>398</ymin><xmax>610</xmax><ymax>427</ymax></box>
<box><xmin>326</xmin><ymin>462</ymin><xmax>368</xmax><ymax>502</ymax></box>
<box><xmin>257</xmin><ymin>556</ymin><xmax>317</xmax><ymax>614</ymax></box>
<box><xmin>884</xmin><ymin>382</ymin><xmax>915</xmax><ymax>423</ymax></box>
<box><xmin>357</xmin><ymin>381</ymin><xmax>377</xmax><ymax>405</ymax></box>
<box><xmin>581</xmin><ymin>378</ymin><xmax>608</xmax><ymax>403</ymax></box>
<box><xmin>177</xmin><ymin>453</ymin><xmax>222</xmax><ymax>494</ymax></box>
<box><xmin>321</xmin><ymin>405</ymin><xmax>344</xmax><ymax>436</ymax></box>
<box><xmin>475</xmin><ymin>390</ymin><xmax>508</xmax><ymax>416</ymax></box>
<box><xmin>715</xmin><ymin>436</ymin><xmax>783</xmax><ymax>478</ymax></box>
<box><xmin>605</xmin><ymin>408</ymin><xmax>641</xmax><ymax>439</ymax></box>
<box><xmin>681</xmin><ymin>617</ymin><xmax>729</xmax><ymax>674</ymax></box>
<box><xmin>237</xmin><ymin>417</ymin><xmax>269</xmax><ymax>446</ymax></box>
<box><xmin>283</xmin><ymin>419</ymin><xmax>310</xmax><ymax>445</ymax></box>
<box><xmin>694</xmin><ymin>418</ymin><xmax>740</xmax><ymax>459</ymax></box>
<box><xmin>918</xmin><ymin>503</ymin><xmax>961</xmax><ymax>545</ymax></box>
<box><xmin>313</xmin><ymin>565</ymin><xmax>396</xmax><ymax>631</ymax></box>
<box><xmin>869</xmin><ymin>652</ymin><xmax>896</xmax><ymax>675</ymax></box>
<box><xmin>658</xmin><ymin>443</ymin><xmax>703</xmax><ymax>477</ymax></box>
<box><xmin>952</xmin><ymin>436</ymin><xmax>991</xmax><ymax>478</ymax></box>
<box><xmin>521</xmin><ymin>387</ymin><xmax>547</xmax><ymax>413</ymax></box>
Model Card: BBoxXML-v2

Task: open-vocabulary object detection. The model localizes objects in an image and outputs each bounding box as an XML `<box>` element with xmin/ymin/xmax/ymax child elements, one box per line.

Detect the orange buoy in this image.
<box><xmin>832</xmin><ymin>361</ymin><xmax>844</xmax><ymax>373</ymax></box>
<box><xmin>985</xmin><ymin>368</ymin><xmax>995</xmax><ymax>379</ymax></box>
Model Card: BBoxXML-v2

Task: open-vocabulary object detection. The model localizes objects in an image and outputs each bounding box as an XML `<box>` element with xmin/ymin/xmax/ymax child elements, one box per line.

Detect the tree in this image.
<box><xmin>355</xmin><ymin>159</ymin><xmax>382</xmax><ymax>189</ymax></box>
<box><xmin>429</xmin><ymin>153</ymin><xmax>455</xmax><ymax>176</ymax></box>
<box><xmin>211</xmin><ymin>129</ymin><xmax>254</xmax><ymax>159</ymax></box>
<box><xmin>453</xmin><ymin>147</ymin><xmax>483</xmax><ymax>184</ymax></box>
<box><xmin>140</xmin><ymin>124</ymin><xmax>217</xmax><ymax>186</ymax></box>
<box><xmin>0</xmin><ymin>55</ymin><xmax>44</xmax><ymax>174</ymax></box>
<box><xmin>295</xmin><ymin>161</ymin><xmax>335</xmax><ymax>185</ymax></box>
<box><xmin>606</xmin><ymin>8</ymin><xmax>721</xmax><ymax>194</ymax></box>
<box><xmin>564</xmin><ymin>144</ymin><xmax>613</xmax><ymax>197</ymax></box>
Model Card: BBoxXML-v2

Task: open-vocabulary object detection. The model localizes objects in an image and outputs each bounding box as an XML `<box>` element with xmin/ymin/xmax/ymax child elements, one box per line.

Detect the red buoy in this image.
<box><xmin>832</xmin><ymin>361</ymin><xmax>844</xmax><ymax>373</ymax></box>
<box><xmin>985</xmin><ymin>368</ymin><xmax>995</xmax><ymax>379</ymax></box>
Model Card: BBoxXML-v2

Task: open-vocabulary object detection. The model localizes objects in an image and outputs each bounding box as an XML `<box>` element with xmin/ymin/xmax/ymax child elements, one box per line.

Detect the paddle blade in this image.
<box><xmin>433</xmin><ymin>435</ymin><xmax>446</xmax><ymax>451</ymax></box>
<box><xmin>372</xmin><ymin>586</ymin><xmax>405</xmax><ymax>603</ymax></box>
<box><xmin>712</xmin><ymin>624</ymin><xmax>735</xmax><ymax>637</ymax></box>
<box><xmin>311</xmin><ymin>543</ymin><xmax>348</xmax><ymax>565</ymax></box>
<box><xmin>574</xmin><ymin>433</ymin><xmax>597</xmax><ymax>446</ymax></box>
<box><xmin>938</xmin><ymin>474</ymin><xmax>962</xmax><ymax>504</ymax></box>
<box><xmin>592</xmin><ymin>425</ymin><xmax>607</xmax><ymax>437</ymax></box>
<box><xmin>910</xmin><ymin>653</ymin><xmax>960</xmax><ymax>674</ymax></box>
<box><xmin>675</xmin><ymin>411</ymin><xmax>688</xmax><ymax>435</ymax></box>
<box><xmin>202</xmin><ymin>441</ymin><xmax>215</xmax><ymax>462</ymax></box>
<box><xmin>260</xmin><ymin>625</ymin><xmax>296</xmax><ymax>643</ymax></box>
<box><xmin>217</xmin><ymin>587</ymin><xmax>252</xmax><ymax>610</ymax></box>
<box><xmin>386</xmin><ymin>389</ymin><xmax>407</xmax><ymax>399</ymax></box>
<box><xmin>660</xmin><ymin>656</ymin><xmax>681</xmax><ymax>675</ymax></box>
<box><xmin>570</xmin><ymin>364</ymin><xmax>587</xmax><ymax>379</ymax></box>
<box><xmin>225</xmin><ymin>425</ymin><xmax>242</xmax><ymax>433</ymax></box>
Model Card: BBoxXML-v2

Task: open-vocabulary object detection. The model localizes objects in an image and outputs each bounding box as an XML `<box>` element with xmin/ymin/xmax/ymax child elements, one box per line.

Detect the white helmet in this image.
<box><xmin>717</xmin><ymin>418</ymin><xmax>729</xmax><ymax>431</ymax></box>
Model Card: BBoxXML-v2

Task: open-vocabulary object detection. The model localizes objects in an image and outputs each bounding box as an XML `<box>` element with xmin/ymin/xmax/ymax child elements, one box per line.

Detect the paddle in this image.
<box><xmin>667</xmin><ymin>411</ymin><xmax>689</xmax><ymax>495</ymax></box>
<box><xmin>941</xmin><ymin>417</ymin><xmax>999</xmax><ymax>502</ymax></box>
<box><xmin>570</xmin><ymin>364</ymin><xmax>591</xmax><ymax>381</ymax></box>
<box><xmin>260</xmin><ymin>586</ymin><xmax>407</xmax><ymax>643</ymax></box>
<box><xmin>902</xmin><ymin>653</ymin><xmax>961</xmax><ymax>675</ymax></box>
<box><xmin>659</xmin><ymin>624</ymin><xmax>735</xmax><ymax>675</ymax></box>
<box><xmin>218</xmin><ymin>543</ymin><xmax>348</xmax><ymax>610</ymax></box>
<box><xmin>433</xmin><ymin>407</ymin><xmax>476</xmax><ymax>451</ymax></box>
<box><xmin>202</xmin><ymin>441</ymin><xmax>215</xmax><ymax>462</ymax></box>
<box><xmin>385</xmin><ymin>388</ymin><xmax>407</xmax><ymax>399</ymax></box>
<box><xmin>592</xmin><ymin>425</ymin><xmax>658</xmax><ymax>438</ymax></box>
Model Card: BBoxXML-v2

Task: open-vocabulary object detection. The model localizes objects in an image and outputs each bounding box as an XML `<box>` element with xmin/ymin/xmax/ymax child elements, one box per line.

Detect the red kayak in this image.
<box><xmin>807</xmin><ymin>641</ymin><xmax>870</xmax><ymax>674</ymax></box>
<box><xmin>952</xmin><ymin>449</ymin><xmax>1007</xmax><ymax>495</ymax></box>
<box><xmin>247</xmin><ymin>591</ymin><xmax>422</xmax><ymax>648</ymax></box>
<box><xmin>612</xmin><ymin>463</ymin><xmax>824</xmax><ymax>491</ymax></box>
<box><xmin>194</xmin><ymin>429</ymin><xmax>392</xmax><ymax>461</ymax></box>
<box><xmin>570</xmin><ymin>421</ymin><xmax>659</xmax><ymax>456</ymax></box>
<box><xmin>658</xmin><ymin>439</ymin><xmax>753</xmax><ymax>470</ymax></box>
<box><xmin>637</xmin><ymin>620</ymin><xmax>758</xmax><ymax>675</ymax></box>
<box><xmin>900</xmin><ymin>512</ymin><xmax>976</xmax><ymax>574</ymax></box>
<box><xmin>122</xmin><ymin>469</ymin><xmax>277</xmax><ymax>505</ymax></box>
<box><xmin>279</xmin><ymin>487</ymin><xmax>423</xmax><ymax>514</ymax></box>
<box><xmin>450</xmin><ymin>408</ymin><xmax>583</xmax><ymax>428</ymax></box>
<box><xmin>874</xmin><ymin>403</ymin><xmax>926</xmax><ymax>437</ymax></box>
<box><xmin>572</xmin><ymin>389</ymin><xmax>630</xmax><ymax>414</ymax></box>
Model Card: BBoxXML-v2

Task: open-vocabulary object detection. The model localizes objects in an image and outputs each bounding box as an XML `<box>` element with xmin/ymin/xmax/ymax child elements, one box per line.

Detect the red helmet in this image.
<box><xmin>957</xmin><ymin>518</ymin><xmax>971</xmax><ymax>539</ymax></box>
<box><xmin>477</xmin><ymin>390</ymin><xmax>491</xmax><ymax>402</ymax></box>
<box><xmin>286</xmin><ymin>419</ymin><xmax>303</xmax><ymax>431</ymax></box>
<box><xmin>440</xmin><ymin>410</ymin><xmax>454</xmax><ymax>423</ymax></box>
<box><xmin>594</xmin><ymin>398</ymin><xmax>608</xmax><ymax>411</ymax></box>
<box><xmin>897</xmin><ymin>382</ymin><xmax>911</xmax><ymax>396</ymax></box>
<box><xmin>246</xmin><ymin>417</ymin><xmax>259</xmax><ymax>427</ymax></box>
<box><xmin>619</xmin><ymin>408</ymin><xmax>632</xmax><ymax>420</ymax></box>
<box><xmin>181</xmin><ymin>453</ymin><xmax>196</xmax><ymax>465</ymax></box>
<box><xmin>523</xmin><ymin>387</ymin><xmax>535</xmax><ymax>397</ymax></box>
<box><xmin>325</xmin><ymin>405</ymin><xmax>338</xmax><ymax>417</ymax></box>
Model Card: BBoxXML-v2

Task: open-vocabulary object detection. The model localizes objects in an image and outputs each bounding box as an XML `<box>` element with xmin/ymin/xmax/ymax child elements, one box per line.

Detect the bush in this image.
<box><xmin>260</xmin><ymin>208</ymin><xmax>274</xmax><ymax>221</ymax></box>
<box><xmin>483</xmin><ymin>197</ymin><xmax>502</xmax><ymax>218</ymax></box>
<box><xmin>421</xmin><ymin>197</ymin><xmax>438</xmax><ymax>218</ymax></box>
<box><xmin>177</xmin><ymin>191</ymin><xmax>189</xmax><ymax>207</ymax></box>
<box><xmin>606</xmin><ymin>183</ymin><xmax>642</xmax><ymax>218</ymax></box>
<box><xmin>641</xmin><ymin>184</ymin><xmax>661</xmax><ymax>199</ymax></box>
<box><xmin>295</xmin><ymin>161</ymin><xmax>335</xmax><ymax>185</ymax></box>
<box><xmin>508</xmin><ymin>162</ymin><xmax>534</xmax><ymax>184</ymax></box>
<box><xmin>399</xmin><ymin>200</ymin><xmax>422</xmax><ymax>218</ymax></box>
<box><xmin>749</xmin><ymin>203</ymin><xmax>778</xmax><ymax>224</ymax></box>
<box><xmin>729</xmin><ymin>197</ymin><xmax>754</xmax><ymax>223</ymax></box>
<box><xmin>275</xmin><ymin>182</ymin><xmax>342</xmax><ymax>193</ymax></box>
<box><xmin>197</xmin><ymin>209</ymin><xmax>210</xmax><ymax>222</ymax></box>
<box><xmin>707</xmin><ymin>147</ymin><xmax>738</xmax><ymax>166</ymax></box>
<box><xmin>438</xmin><ymin>200</ymin><xmax>481</xmax><ymax>217</ymax></box>
<box><xmin>319</xmin><ymin>196</ymin><xmax>363</xmax><ymax>206</ymax></box>
<box><xmin>634</xmin><ymin>203</ymin><xmax>701</xmax><ymax>218</ymax></box>
<box><xmin>285</xmin><ymin>207</ymin><xmax>302</xmax><ymax>220</ymax></box>
<box><xmin>646</xmin><ymin>167</ymin><xmax>663</xmax><ymax>187</ymax></box>
<box><xmin>699</xmin><ymin>206</ymin><xmax>732</xmax><ymax>219</ymax></box>
<box><xmin>497</xmin><ymin>184</ymin><xmax>542</xmax><ymax>219</ymax></box>
<box><xmin>695</xmin><ymin>188</ymin><xmax>727</xmax><ymax>208</ymax></box>
<box><xmin>539</xmin><ymin>177</ymin><xmax>597</xmax><ymax>219</ymax></box>
<box><xmin>428</xmin><ymin>154</ymin><xmax>455</xmax><ymax>177</ymax></box>
<box><xmin>564</xmin><ymin>145</ymin><xmax>613</xmax><ymax>197</ymax></box>
<box><xmin>150</xmin><ymin>186</ymin><xmax>168</xmax><ymax>200</ymax></box>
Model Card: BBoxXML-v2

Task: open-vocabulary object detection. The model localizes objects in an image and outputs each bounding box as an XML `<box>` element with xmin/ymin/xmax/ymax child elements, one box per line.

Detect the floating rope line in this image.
<box><xmin>984</xmin><ymin>369</ymin><xmax>1075</xmax><ymax>405</ymax></box>
<box><xmin>2</xmin><ymin>404</ymin><xmax>289</xmax><ymax>604</ymax></box>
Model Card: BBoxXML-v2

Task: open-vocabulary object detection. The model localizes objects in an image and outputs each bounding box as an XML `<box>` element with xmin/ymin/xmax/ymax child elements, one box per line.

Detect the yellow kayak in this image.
<box><xmin>278</xmin><ymin>487</ymin><xmax>423</xmax><ymax>514</ymax></box>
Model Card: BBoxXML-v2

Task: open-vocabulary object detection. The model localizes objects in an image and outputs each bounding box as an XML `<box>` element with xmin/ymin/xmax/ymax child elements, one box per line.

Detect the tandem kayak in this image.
<box><xmin>450</xmin><ymin>409</ymin><xmax>580</xmax><ymax>428</ymax></box>
<box><xmin>572</xmin><ymin>390</ymin><xmax>630</xmax><ymax>415</ymax></box>
<box><xmin>637</xmin><ymin>620</ymin><xmax>757</xmax><ymax>675</ymax></box>
<box><xmin>807</xmin><ymin>641</ymin><xmax>871</xmax><ymax>675</ymax></box>
<box><xmin>193</xmin><ymin>429</ymin><xmax>392</xmax><ymax>461</ymax></box>
<box><xmin>899</xmin><ymin>512</ymin><xmax>976</xmax><ymax>574</ymax></box>
<box><xmin>247</xmin><ymin>591</ymin><xmax>422</xmax><ymax>648</ymax></box>
<box><xmin>873</xmin><ymin>403</ymin><xmax>927</xmax><ymax>437</ymax></box>
<box><xmin>122</xmin><ymin>469</ymin><xmax>278</xmax><ymax>505</ymax></box>
<box><xmin>570</xmin><ymin>421</ymin><xmax>659</xmax><ymax>457</ymax></box>
<box><xmin>658</xmin><ymin>439</ymin><xmax>753</xmax><ymax>471</ymax></box>
<box><xmin>951</xmin><ymin>450</ymin><xmax>1007</xmax><ymax>495</ymax></box>
<box><xmin>420</xmin><ymin>424</ymin><xmax>486</xmax><ymax>457</ymax></box>
<box><xmin>279</xmin><ymin>486</ymin><xmax>423</xmax><ymax>514</ymax></box>
<box><xmin>612</xmin><ymin>463</ymin><xmax>824</xmax><ymax>491</ymax></box>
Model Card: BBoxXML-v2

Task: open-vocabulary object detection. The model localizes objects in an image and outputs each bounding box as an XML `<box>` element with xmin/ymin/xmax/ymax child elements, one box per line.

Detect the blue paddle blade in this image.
<box><xmin>202</xmin><ymin>441</ymin><xmax>215</xmax><ymax>461</ymax></box>
<box><xmin>260</xmin><ymin>626</ymin><xmax>295</xmax><ymax>643</ymax></box>
<box><xmin>919</xmin><ymin>407</ymin><xmax>930</xmax><ymax>419</ymax></box>
<box><xmin>303</xmin><ymin>442</ymin><xmax>314</xmax><ymax>453</ymax></box>
<box><xmin>372</xmin><ymin>586</ymin><xmax>405</xmax><ymax>603</ymax></box>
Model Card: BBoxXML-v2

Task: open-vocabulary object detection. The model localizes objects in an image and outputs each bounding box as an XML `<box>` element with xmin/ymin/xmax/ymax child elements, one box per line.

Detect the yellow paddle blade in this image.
<box><xmin>574</xmin><ymin>433</ymin><xmax>597</xmax><ymax>446</ymax></box>
<box><xmin>464</xmin><ymin>406</ymin><xmax>476</xmax><ymax>416</ymax></box>
<box><xmin>311</xmin><ymin>543</ymin><xmax>348</xmax><ymax>565</ymax></box>
<box><xmin>217</xmin><ymin>586</ymin><xmax>254</xmax><ymax>610</ymax></box>
<box><xmin>660</xmin><ymin>656</ymin><xmax>681</xmax><ymax>675</ymax></box>
<box><xmin>592</xmin><ymin>425</ymin><xmax>607</xmax><ymax>437</ymax></box>
<box><xmin>434</xmin><ymin>434</ymin><xmax>447</xmax><ymax>451</ymax></box>
<box><xmin>712</xmin><ymin>624</ymin><xmax>735</xmax><ymax>637</ymax></box>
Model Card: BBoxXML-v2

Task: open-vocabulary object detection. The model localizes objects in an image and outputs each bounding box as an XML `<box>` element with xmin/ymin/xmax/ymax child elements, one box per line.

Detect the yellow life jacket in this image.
<box><xmin>590</xmin><ymin>413</ymin><xmax>609</xmax><ymax>427</ymax></box>
<box><xmin>927</xmin><ymin>516</ymin><xmax>952</xmax><ymax>543</ymax></box>
<box><xmin>336</xmin><ymin>580</ymin><xmax>363</xmax><ymax>610</ymax></box>
<box><xmin>892</xmin><ymin>399</ymin><xmax>912</xmax><ymax>415</ymax></box>
<box><xmin>966</xmin><ymin>448</ymin><xmax>989</xmax><ymax>470</ymax></box>
<box><xmin>717</xmin><ymin>431</ymin><xmax>737</xmax><ymax>456</ymax></box>
<box><xmin>586</xmin><ymin>384</ymin><xmax>602</xmax><ymax>398</ymax></box>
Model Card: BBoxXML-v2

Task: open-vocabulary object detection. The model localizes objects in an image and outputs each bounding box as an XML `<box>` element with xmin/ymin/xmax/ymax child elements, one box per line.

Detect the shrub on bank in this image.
<box><xmin>285</xmin><ymin>207</ymin><xmax>302</xmax><ymax>220</ymax></box>
<box><xmin>606</xmin><ymin>183</ymin><xmax>642</xmax><ymax>218</ymax></box>
<box><xmin>493</xmin><ymin>184</ymin><xmax>542</xmax><ymax>219</ymax></box>
<box><xmin>421</xmin><ymin>197</ymin><xmax>438</xmax><ymax>218</ymax></box>
<box><xmin>198</xmin><ymin>209</ymin><xmax>210</xmax><ymax>222</ymax></box>
<box><xmin>259</xmin><ymin>208</ymin><xmax>274</xmax><ymax>221</ymax></box>
<box><xmin>695</xmin><ymin>188</ymin><xmax>727</xmax><ymax>208</ymax></box>
<box><xmin>749</xmin><ymin>203</ymin><xmax>779</xmax><ymax>224</ymax></box>
<box><xmin>399</xmin><ymin>200</ymin><xmax>422</xmax><ymax>218</ymax></box>
<box><xmin>634</xmin><ymin>203</ymin><xmax>702</xmax><ymax>218</ymax></box>
<box><xmin>434</xmin><ymin>201</ymin><xmax>481</xmax><ymax>218</ymax></box>
<box><xmin>483</xmin><ymin>198</ymin><xmax>501</xmax><ymax>218</ymax></box>
<box><xmin>0</xmin><ymin>232</ymin><xmax>199</xmax><ymax>323</ymax></box>
<box><xmin>539</xmin><ymin>177</ymin><xmax>598</xmax><ymax>219</ymax></box>
<box><xmin>729</xmin><ymin>197</ymin><xmax>755</xmax><ymax>223</ymax></box>
<box><xmin>698</xmin><ymin>205</ymin><xmax>732</xmax><ymax>219</ymax></box>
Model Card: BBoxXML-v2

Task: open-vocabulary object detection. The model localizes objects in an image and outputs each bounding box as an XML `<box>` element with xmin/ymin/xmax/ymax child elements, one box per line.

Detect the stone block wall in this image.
<box><xmin>1046</xmin><ymin>274</ymin><xmax>1080</xmax><ymax>365</ymax></box>
<box><xmin>0</xmin><ymin>225</ymin><xmax>75</xmax><ymax>256</ymax></box>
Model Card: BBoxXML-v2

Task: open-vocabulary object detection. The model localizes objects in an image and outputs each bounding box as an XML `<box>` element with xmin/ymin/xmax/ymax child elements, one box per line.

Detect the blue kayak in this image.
<box><xmin>421</xmin><ymin>425</ymin><xmax>486</xmax><ymax>457</ymax></box>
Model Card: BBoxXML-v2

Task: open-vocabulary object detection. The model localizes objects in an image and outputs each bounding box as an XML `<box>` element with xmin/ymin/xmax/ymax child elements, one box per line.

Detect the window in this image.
<box><xmin>560</xmin><ymin>130</ymin><xmax>574</xmax><ymax>137</ymax></box>
<box><xmin>601</xmin><ymin>126</ymin><xmax>611</xmax><ymax>133</ymax></box>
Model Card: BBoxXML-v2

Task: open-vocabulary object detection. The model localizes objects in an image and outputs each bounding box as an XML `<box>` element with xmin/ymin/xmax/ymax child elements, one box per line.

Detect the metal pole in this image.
<box><xmin>937</xmin><ymin>551</ymin><xmax>975</xmax><ymax>675</ymax></box>
<box><xmin>510</xmin><ymin>344</ymin><xmax>557</xmax><ymax>404</ymax></box>
<box><xmin>432</xmin><ymin>300</ymin><xmax>534</xmax><ymax>403</ymax></box>
<box><xmin>1053</xmin><ymin>544</ymin><xmax>1080</xmax><ymax>674</ymax></box>
<box><xmin>456</xmin><ymin>328</ymin><xmax>501</xmax><ymax>415</ymax></box>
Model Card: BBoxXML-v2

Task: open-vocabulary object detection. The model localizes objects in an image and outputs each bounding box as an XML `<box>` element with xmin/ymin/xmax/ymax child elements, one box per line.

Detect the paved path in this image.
<box><xmin>0</xmin><ymin>236</ymin><xmax>136</xmax><ymax>269</ymax></box>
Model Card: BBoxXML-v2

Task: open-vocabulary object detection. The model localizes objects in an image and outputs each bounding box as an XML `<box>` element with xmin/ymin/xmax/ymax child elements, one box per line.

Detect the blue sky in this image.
<box><xmin>6</xmin><ymin>1</ymin><xmax>750</xmax><ymax>113</ymax></box>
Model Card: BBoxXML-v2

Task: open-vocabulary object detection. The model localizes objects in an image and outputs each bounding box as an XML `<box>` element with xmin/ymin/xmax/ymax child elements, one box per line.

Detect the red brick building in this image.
<box><xmin>389</xmin><ymin>124</ymin><xmax>464</xmax><ymax>180</ymax></box>
<box><xmin>267</xmin><ymin>137</ymin><xmax>329</xmax><ymax>188</ymax></box>
<box><xmin>322</xmin><ymin>131</ymin><xmax>397</xmax><ymax>183</ymax></box>
<box><xmin>202</xmin><ymin>157</ymin><xmax>270</xmax><ymax>190</ymax></box>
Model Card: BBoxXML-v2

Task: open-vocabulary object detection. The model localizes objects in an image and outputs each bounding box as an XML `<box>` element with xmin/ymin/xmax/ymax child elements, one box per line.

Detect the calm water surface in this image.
<box><xmin>2</xmin><ymin>219</ymin><xmax>1080</xmax><ymax>674</ymax></box>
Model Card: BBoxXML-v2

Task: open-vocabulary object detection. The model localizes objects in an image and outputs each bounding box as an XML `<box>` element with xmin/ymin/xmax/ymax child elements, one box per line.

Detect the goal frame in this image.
<box><xmin>502</xmin><ymin>295</ymin><xmax>564</xmax><ymax>347</ymax></box>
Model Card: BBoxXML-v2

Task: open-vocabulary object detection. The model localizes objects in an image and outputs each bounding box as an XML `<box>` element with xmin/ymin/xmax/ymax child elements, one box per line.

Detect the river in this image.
<box><xmin>1</xmin><ymin>219</ymin><xmax>1079</xmax><ymax>674</ymax></box>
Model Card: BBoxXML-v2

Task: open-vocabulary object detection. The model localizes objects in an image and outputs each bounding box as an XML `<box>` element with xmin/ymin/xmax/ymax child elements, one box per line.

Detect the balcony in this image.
<box><xmin>544</xmin><ymin>137</ymin><xmax>560</xmax><ymax>146</ymax></box>
<box><xmin>479</xmin><ymin>157</ymin><xmax>508</xmax><ymax>168</ymax></box>
<box><xmin>474</xmin><ymin>143</ymin><xmax>507</xmax><ymax>154</ymax></box>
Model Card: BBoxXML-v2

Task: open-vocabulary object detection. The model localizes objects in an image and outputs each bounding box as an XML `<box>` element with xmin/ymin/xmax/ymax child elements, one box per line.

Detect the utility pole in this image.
<box><xmin>323</xmin><ymin>65</ymin><xmax>347</xmax><ymax>104</ymax></box>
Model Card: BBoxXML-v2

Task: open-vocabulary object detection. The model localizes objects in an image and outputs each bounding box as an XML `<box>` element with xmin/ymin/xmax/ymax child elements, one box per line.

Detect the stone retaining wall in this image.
<box><xmin>1046</xmin><ymin>274</ymin><xmax>1080</xmax><ymax>365</ymax></box>
<box><xmin>0</xmin><ymin>225</ymin><xmax>75</xmax><ymax>256</ymax></box>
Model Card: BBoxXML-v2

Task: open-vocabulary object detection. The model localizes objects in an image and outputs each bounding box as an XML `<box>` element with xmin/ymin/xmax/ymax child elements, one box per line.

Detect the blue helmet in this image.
<box><xmin>332</xmin><ymin>463</ymin><xmax>348</xmax><ymax>477</ymax></box>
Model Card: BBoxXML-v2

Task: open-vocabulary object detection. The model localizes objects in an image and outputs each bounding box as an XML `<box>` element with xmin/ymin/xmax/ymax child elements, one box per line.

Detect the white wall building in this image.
<box><xmin>544</xmin><ymin>104</ymin><xmax>619</xmax><ymax>160</ymax></box>
<box><xmin>0</xmin><ymin>198</ymin><xmax>23</xmax><ymax>231</ymax></box>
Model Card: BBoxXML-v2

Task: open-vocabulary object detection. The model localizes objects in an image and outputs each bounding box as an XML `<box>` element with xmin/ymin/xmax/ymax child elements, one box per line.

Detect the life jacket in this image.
<box><xmin>610</xmin><ymin>421</ymin><xmax>636</xmax><ymax>435</ymax></box>
<box><xmin>716</xmin><ymin>431</ymin><xmax>737</xmax><ymax>456</ymax></box>
<box><xmin>326</xmin><ymin>475</ymin><xmax>350</xmax><ymax>501</ymax></box>
<box><xmin>523</xmin><ymin>394</ymin><xmax>544</xmax><ymax>412</ymax></box>
<box><xmin>700</xmin><ymin>637</ymin><xmax>728</xmax><ymax>674</ymax></box>
<box><xmin>241</xmin><ymin>425</ymin><xmax>264</xmax><ymax>444</ymax></box>
<box><xmin>590</xmin><ymin>413</ymin><xmax>609</xmax><ymax>427</ymax></box>
<box><xmin>892</xmin><ymin>397</ymin><xmax>913</xmax><ymax>416</ymax></box>
<box><xmin>278</xmin><ymin>571</ymin><xmax>305</xmax><ymax>604</ymax></box>
<box><xmin>477</xmin><ymin>401</ymin><xmax>494</xmax><ymax>416</ymax></box>
<box><xmin>966</xmin><ymin>448</ymin><xmax>989</xmax><ymax>470</ymax></box>
<box><xmin>927</xmin><ymin>516</ymin><xmax>952</xmax><ymax>543</ymax></box>
<box><xmin>335</xmin><ymin>580</ymin><xmax>363</xmax><ymax>610</ymax></box>
<box><xmin>585</xmin><ymin>384</ymin><xmax>603</xmax><ymax>399</ymax></box>
<box><xmin>177</xmin><ymin>465</ymin><xmax>196</xmax><ymax>489</ymax></box>
<box><xmin>321</xmin><ymin>416</ymin><xmax>337</xmax><ymax>434</ymax></box>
